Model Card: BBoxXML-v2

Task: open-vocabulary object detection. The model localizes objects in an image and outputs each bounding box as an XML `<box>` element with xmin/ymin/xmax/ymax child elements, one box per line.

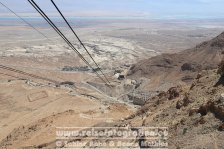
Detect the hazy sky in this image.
<box><xmin>0</xmin><ymin>0</ymin><xmax>224</xmax><ymax>19</ymax></box>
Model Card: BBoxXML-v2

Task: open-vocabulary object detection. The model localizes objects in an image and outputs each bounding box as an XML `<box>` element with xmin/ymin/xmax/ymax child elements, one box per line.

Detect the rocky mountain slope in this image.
<box><xmin>124</xmin><ymin>68</ymin><xmax>224</xmax><ymax>148</ymax></box>
<box><xmin>128</xmin><ymin>32</ymin><xmax>224</xmax><ymax>90</ymax></box>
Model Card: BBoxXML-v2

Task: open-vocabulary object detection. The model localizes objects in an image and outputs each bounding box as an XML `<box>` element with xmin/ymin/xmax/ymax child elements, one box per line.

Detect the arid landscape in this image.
<box><xmin>1</xmin><ymin>16</ymin><xmax>224</xmax><ymax>149</ymax></box>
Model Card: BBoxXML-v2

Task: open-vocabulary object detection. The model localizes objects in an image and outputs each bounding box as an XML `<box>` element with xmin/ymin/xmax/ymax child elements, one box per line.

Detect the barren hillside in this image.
<box><xmin>128</xmin><ymin>32</ymin><xmax>224</xmax><ymax>90</ymax></box>
<box><xmin>125</xmin><ymin>68</ymin><xmax>224</xmax><ymax>148</ymax></box>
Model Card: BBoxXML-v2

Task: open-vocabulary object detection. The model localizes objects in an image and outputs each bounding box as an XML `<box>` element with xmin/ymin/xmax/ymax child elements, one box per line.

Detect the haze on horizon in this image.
<box><xmin>0</xmin><ymin>0</ymin><xmax>224</xmax><ymax>19</ymax></box>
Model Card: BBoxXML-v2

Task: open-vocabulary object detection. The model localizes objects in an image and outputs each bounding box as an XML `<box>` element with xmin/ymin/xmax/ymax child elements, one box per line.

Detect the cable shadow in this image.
<box><xmin>0</xmin><ymin>65</ymin><xmax>59</xmax><ymax>84</ymax></box>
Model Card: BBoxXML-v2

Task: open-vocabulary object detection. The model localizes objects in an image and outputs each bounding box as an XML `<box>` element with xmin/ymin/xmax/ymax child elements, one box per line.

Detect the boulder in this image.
<box><xmin>176</xmin><ymin>100</ymin><xmax>184</xmax><ymax>109</ymax></box>
<box><xmin>219</xmin><ymin>93</ymin><xmax>224</xmax><ymax>103</ymax></box>
<box><xmin>114</xmin><ymin>73</ymin><xmax>120</xmax><ymax>79</ymax></box>
<box><xmin>189</xmin><ymin>108</ymin><xmax>199</xmax><ymax>116</ymax></box>
<box><xmin>167</xmin><ymin>86</ymin><xmax>182</xmax><ymax>100</ymax></box>
<box><xmin>176</xmin><ymin>93</ymin><xmax>194</xmax><ymax>109</ymax></box>
<box><xmin>181</xmin><ymin>63</ymin><xmax>201</xmax><ymax>72</ymax></box>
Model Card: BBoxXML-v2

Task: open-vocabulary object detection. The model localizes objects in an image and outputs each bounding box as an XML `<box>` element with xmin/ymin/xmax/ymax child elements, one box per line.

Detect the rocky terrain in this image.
<box><xmin>127</xmin><ymin>68</ymin><xmax>224</xmax><ymax>148</ymax></box>
<box><xmin>1</xmin><ymin>19</ymin><xmax>224</xmax><ymax>148</ymax></box>
<box><xmin>128</xmin><ymin>32</ymin><xmax>224</xmax><ymax>91</ymax></box>
<box><xmin>2</xmin><ymin>64</ymin><xmax>223</xmax><ymax>148</ymax></box>
<box><xmin>60</xmin><ymin>67</ymin><xmax>224</xmax><ymax>149</ymax></box>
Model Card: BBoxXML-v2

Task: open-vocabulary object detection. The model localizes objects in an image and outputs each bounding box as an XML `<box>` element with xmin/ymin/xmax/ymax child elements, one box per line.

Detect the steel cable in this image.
<box><xmin>28</xmin><ymin>0</ymin><xmax>110</xmax><ymax>86</ymax></box>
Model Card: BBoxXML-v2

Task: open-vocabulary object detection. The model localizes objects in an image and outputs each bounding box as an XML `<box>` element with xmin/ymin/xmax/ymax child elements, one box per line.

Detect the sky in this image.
<box><xmin>0</xmin><ymin>0</ymin><xmax>224</xmax><ymax>19</ymax></box>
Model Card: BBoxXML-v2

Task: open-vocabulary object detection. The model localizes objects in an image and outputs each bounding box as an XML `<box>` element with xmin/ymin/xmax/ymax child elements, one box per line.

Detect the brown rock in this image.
<box><xmin>189</xmin><ymin>108</ymin><xmax>199</xmax><ymax>116</ymax></box>
<box><xmin>218</xmin><ymin>123</ymin><xmax>224</xmax><ymax>131</ymax></box>
<box><xmin>183</xmin><ymin>93</ymin><xmax>194</xmax><ymax>107</ymax></box>
<box><xmin>196</xmin><ymin>73</ymin><xmax>202</xmax><ymax>79</ymax></box>
<box><xmin>198</xmin><ymin>105</ymin><xmax>209</xmax><ymax>116</ymax></box>
<box><xmin>167</xmin><ymin>86</ymin><xmax>182</xmax><ymax>100</ymax></box>
<box><xmin>176</xmin><ymin>100</ymin><xmax>184</xmax><ymax>109</ymax></box>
